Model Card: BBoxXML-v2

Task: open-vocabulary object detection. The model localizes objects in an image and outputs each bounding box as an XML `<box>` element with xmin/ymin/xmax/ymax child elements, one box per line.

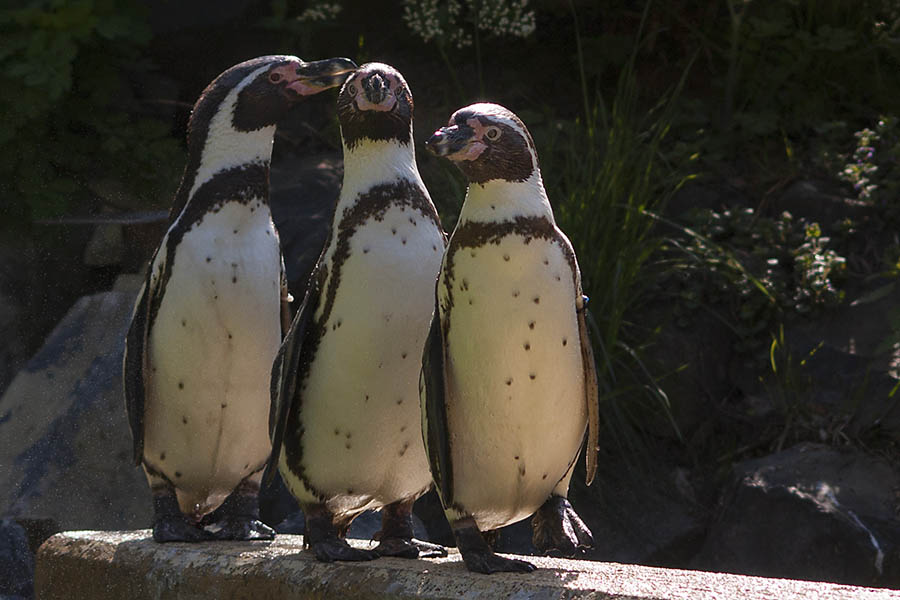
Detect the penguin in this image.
<box><xmin>421</xmin><ymin>103</ymin><xmax>600</xmax><ymax>573</ymax></box>
<box><xmin>123</xmin><ymin>54</ymin><xmax>357</xmax><ymax>543</ymax></box>
<box><xmin>268</xmin><ymin>63</ymin><xmax>448</xmax><ymax>562</ymax></box>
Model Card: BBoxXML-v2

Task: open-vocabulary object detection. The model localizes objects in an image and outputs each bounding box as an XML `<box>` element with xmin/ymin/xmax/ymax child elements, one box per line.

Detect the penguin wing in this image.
<box><xmin>123</xmin><ymin>270</ymin><xmax>155</xmax><ymax>466</ymax></box>
<box><xmin>577</xmin><ymin>297</ymin><xmax>600</xmax><ymax>486</ymax></box>
<box><xmin>420</xmin><ymin>305</ymin><xmax>454</xmax><ymax>505</ymax></box>
<box><xmin>265</xmin><ymin>264</ymin><xmax>322</xmax><ymax>486</ymax></box>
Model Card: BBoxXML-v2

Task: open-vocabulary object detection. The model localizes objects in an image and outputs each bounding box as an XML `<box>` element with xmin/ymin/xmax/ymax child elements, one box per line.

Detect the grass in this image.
<box><xmin>540</xmin><ymin>1</ymin><xmax>693</xmax><ymax>461</ymax></box>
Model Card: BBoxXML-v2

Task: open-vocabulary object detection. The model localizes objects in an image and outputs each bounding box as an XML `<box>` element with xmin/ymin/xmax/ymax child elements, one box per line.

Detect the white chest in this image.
<box><xmin>439</xmin><ymin>233</ymin><xmax>587</xmax><ymax>529</ymax></box>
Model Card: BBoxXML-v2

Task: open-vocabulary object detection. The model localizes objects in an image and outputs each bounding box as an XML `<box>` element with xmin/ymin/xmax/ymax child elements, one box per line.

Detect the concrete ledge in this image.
<box><xmin>36</xmin><ymin>531</ymin><xmax>898</xmax><ymax>599</ymax></box>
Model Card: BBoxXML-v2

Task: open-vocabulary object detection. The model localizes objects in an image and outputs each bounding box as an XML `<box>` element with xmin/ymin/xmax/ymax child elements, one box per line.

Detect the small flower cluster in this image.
<box><xmin>297</xmin><ymin>2</ymin><xmax>342</xmax><ymax>22</ymax></box>
<box><xmin>402</xmin><ymin>0</ymin><xmax>535</xmax><ymax>49</ymax></box>
<box><xmin>839</xmin><ymin>116</ymin><xmax>899</xmax><ymax>205</ymax></box>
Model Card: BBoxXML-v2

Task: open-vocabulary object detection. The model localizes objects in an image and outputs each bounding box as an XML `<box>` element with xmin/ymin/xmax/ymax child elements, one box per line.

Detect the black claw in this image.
<box><xmin>312</xmin><ymin>538</ymin><xmax>379</xmax><ymax>562</ymax></box>
<box><xmin>207</xmin><ymin>518</ymin><xmax>275</xmax><ymax>541</ymax></box>
<box><xmin>153</xmin><ymin>515</ymin><xmax>213</xmax><ymax>543</ymax></box>
<box><xmin>375</xmin><ymin>537</ymin><xmax>448</xmax><ymax>559</ymax></box>
<box><xmin>532</xmin><ymin>495</ymin><xmax>593</xmax><ymax>556</ymax></box>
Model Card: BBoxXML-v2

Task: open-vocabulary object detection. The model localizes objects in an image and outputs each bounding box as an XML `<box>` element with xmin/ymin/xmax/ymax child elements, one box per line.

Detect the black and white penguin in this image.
<box><xmin>123</xmin><ymin>54</ymin><xmax>356</xmax><ymax>543</ymax></box>
<box><xmin>421</xmin><ymin>103</ymin><xmax>600</xmax><ymax>573</ymax></box>
<box><xmin>268</xmin><ymin>63</ymin><xmax>447</xmax><ymax>562</ymax></box>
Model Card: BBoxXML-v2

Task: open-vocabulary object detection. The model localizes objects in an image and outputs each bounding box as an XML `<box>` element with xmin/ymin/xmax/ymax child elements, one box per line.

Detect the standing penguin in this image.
<box><xmin>268</xmin><ymin>63</ymin><xmax>447</xmax><ymax>562</ymax></box>
<box><xmin>123</xmin><ymin>55</ymin><xmax>356</xmax><ymax>542</ymax></box>
<box><xmin>422</xmin><ymin>103</ymin><xmax>600</xmax><ymax>573</ymax></box>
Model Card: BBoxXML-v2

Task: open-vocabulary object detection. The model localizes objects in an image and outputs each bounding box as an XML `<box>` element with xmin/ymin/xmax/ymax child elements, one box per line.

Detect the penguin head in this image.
<box><xmin>425</xmin><ymin>103</ymin><xmax>538</xmax><ymax>184</ymax></box>
<box><xmin>336</xmin><ymin>62</ymin><xmax>414</xmax><ymax>150</ymax></box>
<box><xmin>189</xmin><ymin>55</ymin><xmax>356</xmax><ymax>138</ymax></box>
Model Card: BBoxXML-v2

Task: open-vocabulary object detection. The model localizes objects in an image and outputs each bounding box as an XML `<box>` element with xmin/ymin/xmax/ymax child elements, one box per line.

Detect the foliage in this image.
<box><xmin>0</xmin><ymin>0</ymin><xmax>183</xmax><ymax>228</ymax></box>
<box><xmin>662</xmin><ymin>207</ymin><xmax>847</xmax><ymax>358</ymax></box>
<box><xmin>838</xmin><ymin>115</ymin><xmax>900</xmax><ymax>208</ymax></box>
<box><xmin>540</xmin><ymin>4</ymin><xmax>692</xmax><ymax>454</ymax></box>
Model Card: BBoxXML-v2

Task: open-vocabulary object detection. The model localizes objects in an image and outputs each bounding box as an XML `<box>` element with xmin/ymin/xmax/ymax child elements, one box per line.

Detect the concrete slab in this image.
<box><xmin>35</xmin><ymin>531</ymin><xmax>900</xmax><ymax>599</ymax></box>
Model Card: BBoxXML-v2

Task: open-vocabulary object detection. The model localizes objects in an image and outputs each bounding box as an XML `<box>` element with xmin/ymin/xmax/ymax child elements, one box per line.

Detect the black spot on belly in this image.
<box><xmin>505</xmin><ymin>378</ymin><xmax>513</xmax><ymax>386</ymax></box>
<box><xmin>363</xmin><ymin>247</ymin><xmax>370</xmax><ymax>254</ymax></box>
<box><xmin>244</xmin><ymin>463</ymin><xmax>250</xmax><ymax>470</ymax></box>
<box><xmin>542</xmin><ymin>473</ymin><xmax>548</xmax><ymax>480</ymax></box>
<box><xmin>519</xmin><ymin>465</ymin><xmax>526</xmax><ymax>477</ymax></box>
<box><xmin>175</xmin><ymin>471</ymin><xmax>182</xmax><ymax>478</ymax></box>
<box><xmin>470</xmin><ymin>250</ymin><xmax>476</xmax><ymax>257</ymax></box>
<box><xmin>529</xmin><ymin>321</ymin><xmax>535</xmax><ymax>329</ymax></box>
<box><xmin>512</xmin><ymin>290</ymin><xmax>519</xmax><ymax>298</ymax></box>
<box><xmin>391</xmin><ymin>227</ymin><xmax>397</xmax><ymax>235</ymax></box>
<box><xmin>232</xmin><ymin>276</ymin><xmax>237</xmax><ymax>283</ymax></box>
<box><xmin>227</xmin><ymin>332</ymin><xmax>233</xmax><ymax>339</ymax></box>
<box><xmin>432</xmin><ymin>245</ymin><xmax>438</xmax><ymax>251</ymax></box>
<box><xmin>396</xmin><ymin>398</ymin><xmax>403</xmax><ymax>405</ymax></box>
<box><xmin>365</xmin><ymin>394</ymin><xmax>370</xmax><ymax>402</ymax></box>
<box><xmin>490</xmin><ymin>204</ymin><xmax>496</xmax><ymax>210</ymax></box>
<box><xmin>543</xmin><ymin>258</ymin><xmax>549</xmax><ymax>265</ymax></box>
<box><xmin>345</xmin><ymin>442</ymin><xmax>352</xmax><ymax>449</ymax></box>
<box><xmin>347</xmin><ymin>488</ymin><xmax>354</xmax><ymax>494</ymax></box>
<box><xmin>160</xmin><ymin>452</ymin><xmax>166</xmax><ymax>461</ymax></box>
<box><xmin>556</xmin><ymin>275</ymin><xmax>561</xmax><ymax>281</ymax></box>
<box><xmin>399</xmin><ymin>441</ymin><xmax>409</xmax><ymax>457</ymax></box>
<box><xmin>514</xmin><ymin>455</ymin><xmax>519</xmax><ymax>460</ymax></box>
<box><xmin>503</xmin><ymin>254</ymin><xmax>510</xmax><ymax>261</ymax></box>
<box><xmin>182</xmin><ymin>416</ymin><xmax>188</xmax><ymax>424</ymax></box>
<box><xmin>206</xmin><ymin>257</ymin><xmax>211</xmax><ymax>263</ymax></box>
<box><xmin>468</xmin><ymin>299</ymin><xmax>473</xmax><ymax>305</ymax></box>
<box><xmin>345</xmin><ymin>432</ymin><xmax>351</xmax><ymax>439</ymax></box>
<box><xmin>220</xmin><ymin>403</ymin><xmax>227</xmax><ymax>409</ymax></box>
<box><xmin>233</xmin><ymin>229</ymin><xmax>238</xmax><ymax>234</ymax></box>
<box><xmin>401</xmin><ymin>351</ymin><xmax>407</xmax><ymax>359</ymax></box>
<box><xmin>524</xmin><ymin>342</ymin><xmax>530</xmax><ymax>351</ymax></box>
<box><xmin>533</xmin><ymin>296</ymin><xmax>540</xmax><ymax>304</ymax></box>
<box><xmin>402</xmin><ymin>238</ymin><xmax>407</xmax><ymax>245</ymax></box>
<box><xmin>530</xmin><ymin>373</ymin><xmax>537</xmax><ymax>380</ymax></box>
<box><xmin>562</xmin><ymin>337</ymin><xmax>568</xmax><ymax>346</ymax></box>
<box><xmin>181</xmin><ymin>319</ymin><xmax>186</xmax><ymax>327</ymax></box>
<box><xmin>178</xmin><ymin>381</ymin><xmax>184</xmax><ymax>390</ymax></box>
<box><xmin>400</xmin><ymin>425</ymin><xmax>406</xmax><ymax>433</ymax></box>
<box><xmin>409</xmin><ymin>217</ymin><xmax>416</xmax><ymax>226</ymax></box>
<box><xmin>334</xmin><ymin>428</ymin><xmax>340</xmax><ymax>435</ymax></box>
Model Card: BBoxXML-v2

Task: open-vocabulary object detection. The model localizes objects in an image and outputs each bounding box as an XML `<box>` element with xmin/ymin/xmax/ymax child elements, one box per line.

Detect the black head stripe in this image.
<box><xmin>232</xmin><ymin>65</ymin><xmax>296</xmax><ymax>132</ymax></box>
<box><xmin>457</xmin><ymin>117</ymin><xmax>535</xmax><ymax>184</ymax></box>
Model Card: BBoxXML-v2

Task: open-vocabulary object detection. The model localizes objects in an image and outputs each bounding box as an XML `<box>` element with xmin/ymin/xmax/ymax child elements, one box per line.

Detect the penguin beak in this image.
<box><xmin>426</xmin><ymin>125</ymin><xmax>485</xmax><ymax>161</ymax></box>
<box><xmin>356</xmin><ymin>73</ymin><xmax>396</xmax><ymax>112</ymax></box>
<box><xmin>288</xmin><ymin>57</ymin><xmax>358</xmax><ymax>96</ymax></box>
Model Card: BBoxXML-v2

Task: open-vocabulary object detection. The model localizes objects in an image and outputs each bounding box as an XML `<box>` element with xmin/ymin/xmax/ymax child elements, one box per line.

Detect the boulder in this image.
<box><xmin>0</xmin><ymin>282</ymin><xmax>151</xmax><ymax>532</ymax></box>
<box><xmin>0</xmin><ymin>518</ymin><xmax>33</xmax><ymax>599</ymax></box>
<box><xmin>693</xmin><ymin>442</ymin><xmax>900</xmax><ymax>587</ymax></box>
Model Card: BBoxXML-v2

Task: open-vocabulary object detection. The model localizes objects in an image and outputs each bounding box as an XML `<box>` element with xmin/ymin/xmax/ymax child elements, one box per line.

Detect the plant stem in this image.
<box><xmin>568</xmin><ymin>0</ymin><xmax>593</xmax><ymax>138</ymax></box>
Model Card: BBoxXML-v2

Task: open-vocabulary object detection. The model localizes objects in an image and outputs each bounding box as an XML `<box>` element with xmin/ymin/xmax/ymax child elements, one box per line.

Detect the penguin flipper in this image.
<box><xmin>265</xmin><ymin>266</ymin><xmax>321</xmax><ymax>486</ymax></box>
<box><xmin>420</xmin><ymin>307</ymin><xmax>454</xmax><ymax>505</ymax></box>
<box><xmin>577</xmin><ymin>300</ymin><xmax>600</xmax><ymax>486</ymax></box>
<box><xmin>123</xmin><ymin>276</ymin><xmax>153</xmax><ymax>466</ymax></box>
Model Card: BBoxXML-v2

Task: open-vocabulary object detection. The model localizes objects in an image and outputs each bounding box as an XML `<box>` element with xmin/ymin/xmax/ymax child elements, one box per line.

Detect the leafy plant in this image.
<box><xmin>0</xmin><ymin>0</ymin><xmax>183</xmax><ymax>229</ymax></box>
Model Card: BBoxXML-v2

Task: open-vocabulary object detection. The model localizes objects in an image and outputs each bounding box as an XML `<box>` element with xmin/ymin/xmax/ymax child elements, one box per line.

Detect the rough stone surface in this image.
<box><xmin>0</xmin><ymin>519</ymin><xmax>33</xmax><ymax>598</ymax></box>
<box><xmin>693</xmin><ymin>443</ymin><xmax>900</xmax><ymax>588</ymax></box>
<box><xmin>36</xmin><ymin>530</ymin><xmax>898</xmax><ymax>600</ymax></box>
<box><xmin>0</xmin><ymin>284</ymin><xmax>151</xmax><ymax>532</ymax></box>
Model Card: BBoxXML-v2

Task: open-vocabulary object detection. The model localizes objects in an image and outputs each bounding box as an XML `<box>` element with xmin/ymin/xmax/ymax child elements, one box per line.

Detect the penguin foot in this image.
<box><xmin>453</xmin><ymin>517</ymin><xmax>536</xmax><ymax>574</ymax></box>
<box><xmin>206</xmin><ymin>517</ymin><xmax>275</xmax><ymax>541</ymax></box>
<box><xmin>531</xmin><ymin>495</ymin><xmax>593</xmax><ymax>556</ymax></box>
<box><xmin>153</xmin><ymin>515</ymin><xmax>213</xmax><ymax>543</ymax></box>
<box><xmin>311</xmin><ymin>538</ymin><xmax>380</xmax><ymax>563</ymax></box>
<box><xmin>462</xmin><ymin>549</ymin><xmax>537</xmax><ymax>574</ymax></box>
<box><xmin>374</xmin><ymin>537</ymin><xmax>448</xmax><ymax>559</ymax></box>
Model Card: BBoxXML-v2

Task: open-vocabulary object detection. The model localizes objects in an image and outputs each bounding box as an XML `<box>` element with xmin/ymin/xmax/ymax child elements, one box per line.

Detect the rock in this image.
<box><xmin>693</xmin><ymin>442</ymin><xmax>900</xmax><ymax>587</ymax></box>
<box><xmin>0</xmin><ymin>518</ymin><xmax>33</xmax><ymax>599</ymax></box>
<box><xmin>0</xmin><ymin>286</ymin><xmax>151</xmax><ymax>532</ymax></box>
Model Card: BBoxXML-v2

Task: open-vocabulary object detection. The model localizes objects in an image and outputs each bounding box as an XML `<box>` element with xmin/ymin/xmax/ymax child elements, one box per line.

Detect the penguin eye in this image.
<box><xmin>269</xmin><ymin>72</ymin><xmax>282</xmax><ymax>83</ymax></box>
<box><xmin>348</xmin><ymin>83</ymin><xmax>358</xmax><ymax>97</ymax></box>
<box><xmin>485</xmin><ymin>126</ymin><xmax>501</xmax><ymax>141</ymax></box>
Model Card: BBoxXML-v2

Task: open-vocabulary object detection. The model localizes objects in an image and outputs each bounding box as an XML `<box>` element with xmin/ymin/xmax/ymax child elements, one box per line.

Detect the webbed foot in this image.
<box><xmin>207</xmin><ymin>517</ymin><xmax>275</xmax><ymax>541</ymax></box>
<box><xmin>531</xmin><ymin>495</ymin><xmax>593</xmax><ymax>556</ymax></box>
<box><xmin>453</xmin><ymin>518</ymin><xmax>536</xmax><ymax>574</ymax></box>
<box><xmin>153</xmin><ymin>514</ymin><xmax>213</xmax><ymax>543</ymax></box>
<box><xmin>311</xmin><ymin>537</ymin><xmax>380</xmax><ymax>562</ymax></box>
<box><xmin>375</xmin><ymin>537</ymin><xmax>447</xmax><ymax>559</ymax></box>
<box><xmin>373</xmin><ymin>498</ymin><xmax>447</xmax><ymax>559</ymax></box>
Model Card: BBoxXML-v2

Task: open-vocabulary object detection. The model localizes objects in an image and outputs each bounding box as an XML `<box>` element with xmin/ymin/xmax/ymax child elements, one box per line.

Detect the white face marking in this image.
<box><xmin>188</xmin><ymin>64</ymin><xmax>277</xmax><ymax>200</ymax></box>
